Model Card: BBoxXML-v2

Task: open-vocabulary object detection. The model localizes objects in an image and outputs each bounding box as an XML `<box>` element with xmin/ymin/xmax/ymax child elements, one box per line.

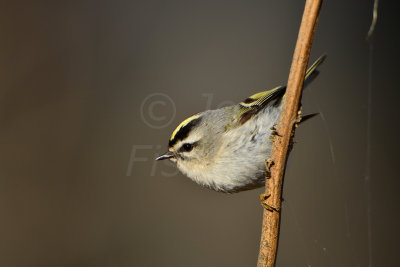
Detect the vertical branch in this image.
<box><xmin>257</xmin><ymin>0</ymin><xmax>323</xmax><ymax>266</ymax></box>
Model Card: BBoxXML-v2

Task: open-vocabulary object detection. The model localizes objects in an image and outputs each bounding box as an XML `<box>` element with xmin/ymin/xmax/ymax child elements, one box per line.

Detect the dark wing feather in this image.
<box><xmin>237</xmin><ymin>86</ymin><xmax>286</xmax><ymax>125</ymax></box>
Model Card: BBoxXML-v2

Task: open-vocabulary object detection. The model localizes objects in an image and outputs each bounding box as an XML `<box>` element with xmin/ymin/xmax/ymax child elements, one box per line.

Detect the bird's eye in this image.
<box><xmin>182</xmin><ymin>143</ymin><xmax>193</xmax><ymax>152</ymax></box>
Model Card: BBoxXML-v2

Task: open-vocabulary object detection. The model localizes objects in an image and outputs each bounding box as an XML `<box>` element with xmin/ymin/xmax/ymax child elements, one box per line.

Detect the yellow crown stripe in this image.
<box><xmin>170</xmin><ymin>113</ymin><xmax>201</xmax><ymax>141</ymax></box>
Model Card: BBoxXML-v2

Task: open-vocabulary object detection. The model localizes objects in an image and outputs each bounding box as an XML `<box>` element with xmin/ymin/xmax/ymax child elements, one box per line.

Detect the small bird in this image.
<box><xmin>156</xmin><ymin>56</ymin><xmax>326</xmax><ymax>193</ymax></box>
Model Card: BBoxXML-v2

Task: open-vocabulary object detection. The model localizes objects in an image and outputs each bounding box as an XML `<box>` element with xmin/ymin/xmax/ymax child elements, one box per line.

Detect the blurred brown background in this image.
<box><xmin>1</xmin><ymin>0</ymin><xmax>399</xmax><ymax>266</ymax></box>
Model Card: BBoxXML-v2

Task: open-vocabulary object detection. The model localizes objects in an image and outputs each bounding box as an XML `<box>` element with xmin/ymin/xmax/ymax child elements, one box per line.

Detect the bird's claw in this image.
<box><xmin>260</xmin><ymin>193</ymin><xmax>280</xmax><ymax>212</ymax></box>
<box><xmin>269</xmin><ymin>125</ymin><xmax>282</xmax><ymax>141</ymax></box>
<box><xmin>265</xmin><ymin>159</ymin><xmax>274</xmax><ymax>178</ymax></box>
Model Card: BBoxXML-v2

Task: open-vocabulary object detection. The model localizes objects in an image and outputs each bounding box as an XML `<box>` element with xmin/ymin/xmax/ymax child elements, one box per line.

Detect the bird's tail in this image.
<box><xmin>304</xmin><ymin>54</ymin><xmax>327</xmax><ymax>88</ymax></box>
<box><xmin>300</xmin><ymin>55</ymin><xmax>327</xmax><ymax>123</ymax></box>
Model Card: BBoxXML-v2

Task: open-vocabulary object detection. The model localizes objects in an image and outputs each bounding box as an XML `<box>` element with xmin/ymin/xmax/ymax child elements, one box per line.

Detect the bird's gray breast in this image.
<box><xmin>209</xmin><ymin>105</ymin><xmax>281</xmax><ymax>192</ymax></box>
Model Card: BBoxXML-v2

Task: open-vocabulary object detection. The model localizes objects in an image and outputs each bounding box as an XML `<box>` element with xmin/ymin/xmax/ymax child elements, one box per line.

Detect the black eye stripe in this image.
<box><xmin>169</xmin><ymin>117</ymin><xmax>202</xmax><ymax>147</ymax></box>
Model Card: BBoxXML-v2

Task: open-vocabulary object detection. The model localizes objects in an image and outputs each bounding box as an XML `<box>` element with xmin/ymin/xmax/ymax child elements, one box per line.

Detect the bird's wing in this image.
<box><xmin>237</xmin><ymin>86</ymin><xmax>286</xmax><ymax>125</ymax></box>
<box><xmin>236</xmin><ymin>54</ymin><xmax>326</xmax><ymax>125</ymax></box>
<box><xmin>239</xmin><ymin>86</ymin><xmax>286</xmax><ymax>109</ymax></box>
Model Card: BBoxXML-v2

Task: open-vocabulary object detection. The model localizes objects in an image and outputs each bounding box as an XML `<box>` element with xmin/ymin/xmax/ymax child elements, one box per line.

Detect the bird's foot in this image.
<box><xmin>265</xmin><ymin>159</ymin><xmax>274</xmax><ymax>178</ymax></box>
<box><xmin>260</xmin><ymin>193</ymin><xmax>280</xmax><ymax>212</ymax></box>
<box><xmin>269</xmin><ymin>125</ymin><xmax>282</xmax><ymax>141</ymax></box>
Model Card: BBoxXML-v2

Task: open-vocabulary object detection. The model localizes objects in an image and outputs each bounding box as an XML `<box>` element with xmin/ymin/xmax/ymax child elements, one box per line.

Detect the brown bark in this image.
<box><xmin>257</xmin><ymin>0</ymin><xmax>323</xmax><ymax>266</ymax></box>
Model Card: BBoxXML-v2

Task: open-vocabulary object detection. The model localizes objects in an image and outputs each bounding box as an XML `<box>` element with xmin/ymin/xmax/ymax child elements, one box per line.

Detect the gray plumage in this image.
<box><xmin>156</xmin><ymin>55</ymin><xmax>326</xmax><ymax>193</ymax></box>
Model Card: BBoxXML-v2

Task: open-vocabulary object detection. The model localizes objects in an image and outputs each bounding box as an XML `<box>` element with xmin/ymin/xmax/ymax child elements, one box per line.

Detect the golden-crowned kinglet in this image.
<box><xmin>156</xmin><ymin>56</ymin><xmax>326</xmax><ymax>193</ymax></box>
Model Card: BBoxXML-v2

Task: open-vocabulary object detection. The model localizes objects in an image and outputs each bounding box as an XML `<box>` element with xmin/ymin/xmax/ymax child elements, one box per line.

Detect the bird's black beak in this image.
<box><xmin>155</xmin><ymin>151</ymin><xmax>175</xmax><ymax>161</ymax></box>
